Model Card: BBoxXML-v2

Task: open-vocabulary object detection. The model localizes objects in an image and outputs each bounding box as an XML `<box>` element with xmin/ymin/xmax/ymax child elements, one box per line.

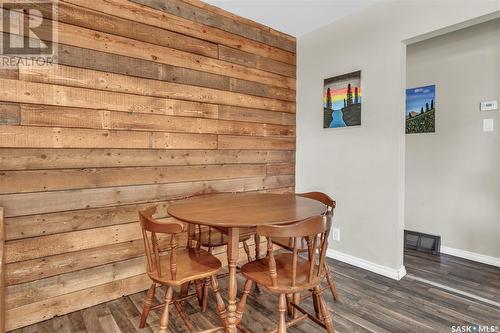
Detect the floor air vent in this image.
<box><xmin>404</xmin><ymin>230</ymin><xmax>441</xmax><ymax>255</ymax></box>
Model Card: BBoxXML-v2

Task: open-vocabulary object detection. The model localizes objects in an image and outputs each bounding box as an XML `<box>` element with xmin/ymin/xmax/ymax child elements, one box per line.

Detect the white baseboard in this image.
<box><xmin>440</xmin><ymin>246</ymin><xmax>500</xmax><ymax>267</ymax></box>
<box><xmin>326</xmin><ymin>249</ymin><xmax>407</xmax><ymax>281</ymax></box>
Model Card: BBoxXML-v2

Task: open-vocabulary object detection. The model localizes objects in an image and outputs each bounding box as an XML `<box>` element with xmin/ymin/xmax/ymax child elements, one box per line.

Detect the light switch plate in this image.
<box><xmin>480</xmin><ymin>100</ymin><xmax>498</xmax><ymax>112</ymax></box>
<box><xmin>483</xmin><ymin>118</ymin><xmax>494</xmax><ymax>132</ymax></box>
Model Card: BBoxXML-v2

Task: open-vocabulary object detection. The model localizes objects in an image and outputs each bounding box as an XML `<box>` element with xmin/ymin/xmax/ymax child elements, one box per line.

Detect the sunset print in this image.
<box><xmin>323</xmin><ymin>71</ymin><xmax>362</xmax><ymax>128</ymax></box>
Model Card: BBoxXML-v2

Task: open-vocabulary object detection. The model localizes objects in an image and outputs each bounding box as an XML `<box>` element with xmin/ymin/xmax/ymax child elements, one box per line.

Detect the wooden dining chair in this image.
<box><xmin>138</xmin><ymin>206</ymin><xmax>227</xmax><ymax>333</ymax></box>
<box><xmin>270</xmin><ymin>192</ymin><xmax>339</xmax><ymax>303</ymax></box>
<box><xmin>240</xmin><ymin>215</ymin><xmax>336</xmax><ymax>333</ymax></box>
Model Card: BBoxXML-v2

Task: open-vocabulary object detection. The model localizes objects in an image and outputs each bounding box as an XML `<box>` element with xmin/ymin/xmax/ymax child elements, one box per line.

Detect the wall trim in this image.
<box><xmin>440</xmin><ymin>246</ymin><xmax>500</xmax><ymax>268</ymax></box>
<box><xmin>327</xmin><ymin>249</ymin><xmax>407</xmax><ymax>281</ymax></box>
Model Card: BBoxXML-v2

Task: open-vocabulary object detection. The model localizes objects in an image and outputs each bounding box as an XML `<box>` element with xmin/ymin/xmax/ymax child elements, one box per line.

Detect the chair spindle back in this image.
<box><xmin>257</xmin><ymin>214</ymin><xmax>332</xmax><ymax>287</ymax></box>
<box><xmin>139</xmin><ymin>206</ymin><xmax>185</xmax><ymax>279</ymax></box>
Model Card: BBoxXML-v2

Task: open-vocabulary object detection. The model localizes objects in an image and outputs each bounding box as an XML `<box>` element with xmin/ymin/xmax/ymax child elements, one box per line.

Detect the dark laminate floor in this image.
<box><xmin>11</xmin><ymin>251</ymin><xmax>500</xmax><ymax>333</ymax></box>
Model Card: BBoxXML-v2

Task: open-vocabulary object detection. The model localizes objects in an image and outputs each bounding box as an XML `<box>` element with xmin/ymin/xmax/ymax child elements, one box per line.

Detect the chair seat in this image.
<box><xmin>148</xmin><ymin>248</ymin><xmax>222</xmax><ymax>286</ymax></box>
<box><xmin>198</xmin><ymin>228</ymin><xmax>252</xmax><ymax>247</ymax></box>
<box><xmin>240</xmin><ymin>253</ymin><xmax>323</xmax><ymax>293</ymax></box>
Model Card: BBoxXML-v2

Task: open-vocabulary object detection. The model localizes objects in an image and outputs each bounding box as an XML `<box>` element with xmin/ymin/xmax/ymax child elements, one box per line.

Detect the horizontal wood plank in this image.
<box><xmin>0</xmin><ymin>148</ymin><xmax>294</xmax><ymax>171</ymax></box>
<box><xmin>0</xmin><ymin>164</ymin><xmax>267</xmax><ymax>194</ymax></box>
<box><xmin>218</xmin><ymin>135</ymin><xmax>296</xmax><ymax>150</ymax></box>
<box><xmin>0</xmin><ymin>103</ymin><xmax>20</xmax><ymax>125</ymax></box>
<box><xmin>19</xmin><ymin>105</ymin><xmax>295</xmax><ymax>137</ymax></box>
<box><xmin>0</xmin><ymin>67</ymin><xmax>18</xmax><ymax>80</ymax></box>
<box><xmin>5</xmin><ymin>256</ymin><xmax>146</xmax><ymax>310</ymax></box>
<box><xmin>218</xmin><ymin>105</ymin><xmax>295</xmax><ymax>126</ymax></box>
<box><xmin>4</xmin><ymin>222</ymin><xmax>144</xmax><ymax>263</ymax></box>
<box><xmin>4</xmin><ymin>202</ymin><xmax>170</xmax><ymax>241</ymax></box>
<box><xmin>0</xmin><ymin>125</ymin><xmax>217</xmax><ymax>150</ymax></box>
<box><xmin>0</xmin><ymin>78</ymin><xmax>169</xmax><ymax>114</ymax></box>
<box><xmin>5</xmin><ymin>239</ymin><xmax>157</xmax><ymax>286</ymax></box>
<box><xmin>266</xmin><ymin>163</ymin><xmax>296</xmax><ymax>176</ymax></box>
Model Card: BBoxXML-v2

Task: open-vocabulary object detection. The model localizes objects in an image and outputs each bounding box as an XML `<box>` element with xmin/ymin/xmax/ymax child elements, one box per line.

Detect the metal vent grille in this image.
<box><xmin>404</xmin><ymin>230</ymin><xmax>441</xmax><ymax>255</ymax></box>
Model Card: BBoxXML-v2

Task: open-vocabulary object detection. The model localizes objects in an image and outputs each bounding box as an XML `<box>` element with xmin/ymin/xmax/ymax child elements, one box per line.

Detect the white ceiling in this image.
<box><xmin>205</xmin><ymin>0</ymin><xmax>375</xmax><ymax>37</ymax></box>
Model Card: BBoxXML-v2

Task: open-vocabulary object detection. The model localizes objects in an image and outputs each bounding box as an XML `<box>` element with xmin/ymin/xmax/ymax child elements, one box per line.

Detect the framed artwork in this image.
<box><xmin>406</xmin><ymin>85</ymin><xmax>436</xmax><ymax>134</ymax></box>
<box><xmin>323</xmin><ymin>70</ymin><xmax>362</xmax><ymax>128</ymax></box>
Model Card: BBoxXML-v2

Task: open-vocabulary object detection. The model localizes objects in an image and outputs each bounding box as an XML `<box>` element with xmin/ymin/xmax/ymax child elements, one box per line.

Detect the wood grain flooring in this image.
<box><xmin>9</xmin><ymin>251</ymin><xmax>500</xmax><ymax>333</ymax></box>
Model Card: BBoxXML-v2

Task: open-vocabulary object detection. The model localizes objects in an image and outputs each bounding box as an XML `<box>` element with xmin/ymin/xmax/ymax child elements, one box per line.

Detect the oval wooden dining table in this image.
<box><xmin>167</xmin><ymin>192</ymin><xmax>327</xmax><ymax>333</ymax></box>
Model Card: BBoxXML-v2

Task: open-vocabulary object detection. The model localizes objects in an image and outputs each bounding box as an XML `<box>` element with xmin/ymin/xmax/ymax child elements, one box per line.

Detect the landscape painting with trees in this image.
<box><xmin>406</xmin><ymin>85</ymin><xmax>436</xmax><ymax>134</ymax></box>
<box><xmin>323</xmin><ymin>71</ymin><xmax>362</xmax><ymax>128</ymax></box>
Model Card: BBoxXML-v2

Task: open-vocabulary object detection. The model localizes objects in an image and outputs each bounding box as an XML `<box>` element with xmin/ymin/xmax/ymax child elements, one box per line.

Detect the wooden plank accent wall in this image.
<box><xmin>0</xmin><ymin>207</ymin><xmax>4</xmax><ymax>333</ymax></box>
<box><xmin>0</xmin><ymin>0</ymin><xmax>296</xmax><ymax>330</ymax></box>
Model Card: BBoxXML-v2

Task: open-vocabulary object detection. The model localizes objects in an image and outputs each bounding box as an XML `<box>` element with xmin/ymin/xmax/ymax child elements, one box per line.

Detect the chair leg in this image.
<box><xmin>193</xmin><ymin>279</ymin><xmax>203</xmax><ymax>306</ymax></box>
<box><xmin>323</xmin><ymin>262</ymin><xmax>339</xmax><ymax>302</ymax></box>
<box><xmin>318</xmin><ymin>292</ymin><xmax>335</xmax><ymax>333</ymax></box>
<box><xmin>243</xmin><ymin>240</ymin><xmax>252</xmax><ymax>263</ymax></box>
<box><xmin>236</xmin><ymin>279</ymin><xmax>253</xmax><ymax>324</ymax></box>
<box><xmin>292</xmin><ymin>293</ymin><xmax>301</xmax><ymax>319</ymax></box>
<box><xmin>201</xmin><ymin>277</ymin><xmax>210</xmax><ymax>313</ymax></box>
<box><xmin>245</xmin><ymin>239</ymin><xmax>261</xmax><ymax>293</ymax></box>
<box><xmin>179</xmin><ymin>281</ymin><xmax>190</xmax><ymax>306</ymax></box>
<box><xmin>139</xmin><ymin>283</ymin><xmax>156</xmax><ymax>328</ymax></box>
<box><xmin>312</xmin><ymin>288</ymin><xmax>321</xmax><ymax>319</ymax></box>
<box><xmin>285</xmin><ymin>294</ymin><xmax>293</xmax><ymax>317</ymax></box>
<box><xmin>278</xmin><ymin>294</ymin><xmax>287</xmax><ymax>333</ymax></box>
<box><xmin>179</xmin><ymin>281</ymin><xmax>190</xmax><ymax>297</ymax></box>
<box><xmin>158</xmin><ymin>286</ymin><xmax>173</xmax><ymax>333</ymax></box>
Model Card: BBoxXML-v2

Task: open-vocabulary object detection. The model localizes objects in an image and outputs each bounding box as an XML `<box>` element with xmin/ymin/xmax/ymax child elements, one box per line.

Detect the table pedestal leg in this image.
<box><xmin>226</xmin><ymin>227</ymin><xmax>240</xmax><ymax>333</ymax></box>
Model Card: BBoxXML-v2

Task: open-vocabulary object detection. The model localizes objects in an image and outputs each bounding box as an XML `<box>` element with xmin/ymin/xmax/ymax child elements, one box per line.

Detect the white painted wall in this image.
<box><xmin>406</xmin><ymin>19</ymin><xmax>500</xmax><ymax>259</ymax></box>
<box><xmin>296</xmin><ymin>1</ymin><xmax>500</xmax><ymax>272</ymax></box>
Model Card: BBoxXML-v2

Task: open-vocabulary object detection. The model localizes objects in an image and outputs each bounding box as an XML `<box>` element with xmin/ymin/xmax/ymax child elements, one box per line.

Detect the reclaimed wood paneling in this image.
<box><xmin>0</xmin><ymin>0</ymin><xmax>296</xmax><ymax>330</ymax></box>
<box><xmin>0</xmin><ymin>207</ymin><xmax>4</xmax><ymax>333</ymax></box>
